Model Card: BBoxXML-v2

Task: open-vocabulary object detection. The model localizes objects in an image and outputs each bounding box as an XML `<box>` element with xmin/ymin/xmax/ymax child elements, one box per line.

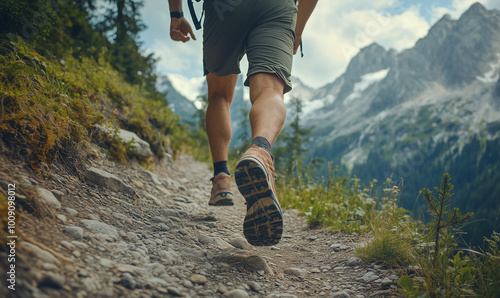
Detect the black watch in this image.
<box><xmin>170</xmin><ymin>11</ymin><xmax>183</xmax><ymax>18</ymax></box>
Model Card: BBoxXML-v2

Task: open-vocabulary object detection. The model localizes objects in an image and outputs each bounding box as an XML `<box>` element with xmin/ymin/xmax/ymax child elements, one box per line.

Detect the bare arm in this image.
<box><xmin>167</xmin><ymin>0</ymin><xmax>196</xmax><ymax>42</ymax></box>
<box><xmin>294</xmin><ymin>0</ymin><xmax>318</xmax><ymax>54</ymax></box>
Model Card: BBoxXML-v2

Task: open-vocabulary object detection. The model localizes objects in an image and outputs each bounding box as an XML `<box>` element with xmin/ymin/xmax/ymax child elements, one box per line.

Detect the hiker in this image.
<box><xmin>167</xmin><ymin>0</ymin><xmax>318</xmax><ymax>246</ymax></box>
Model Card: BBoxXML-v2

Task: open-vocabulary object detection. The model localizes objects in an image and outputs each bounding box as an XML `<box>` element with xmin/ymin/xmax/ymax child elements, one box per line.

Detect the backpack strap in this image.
<box><xmin>188</xmin><ymin>0</ymin><xmax>204</xmax><ymax>30</ymax></box>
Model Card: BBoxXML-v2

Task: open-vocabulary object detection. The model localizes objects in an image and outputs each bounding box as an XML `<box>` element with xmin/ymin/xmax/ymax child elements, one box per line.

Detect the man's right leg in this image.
<box><xmin>235</xmin><ymin>73</ymin><xmax>286</xmax><ymax>246</ymax></box>
<box><xmin>206</xmin><ymin>73</ymin><xmax>239</xmax><ymax>206</ymax></box>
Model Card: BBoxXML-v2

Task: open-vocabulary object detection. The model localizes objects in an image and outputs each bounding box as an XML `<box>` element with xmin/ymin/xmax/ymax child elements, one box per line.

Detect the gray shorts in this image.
<box><xmin>203</xmin><ymin>0</ymin><xmax>297</xmax><ymax>93</ymax></box>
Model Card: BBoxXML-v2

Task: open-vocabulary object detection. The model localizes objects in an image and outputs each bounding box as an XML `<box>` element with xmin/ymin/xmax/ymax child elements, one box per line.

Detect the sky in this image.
<box><xmin>138</xmin><ymin>0</ymin><xmax>500</xmax><ymax>95</ymax></box>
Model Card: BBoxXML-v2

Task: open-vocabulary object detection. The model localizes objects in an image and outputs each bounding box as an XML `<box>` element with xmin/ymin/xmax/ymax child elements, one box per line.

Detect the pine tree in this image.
<box><xmin>276</xmin><ymin>97</ymin><xmax>313</xmax><ymax>173</ymax></box>
<box><xmin>421</xmin><ymin>173</ymin><xmax>473</xmax><ymax>260</ymax></box>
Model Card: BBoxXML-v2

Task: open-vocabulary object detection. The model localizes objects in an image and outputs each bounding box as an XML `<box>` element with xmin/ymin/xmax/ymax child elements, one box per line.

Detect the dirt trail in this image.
<box><xmin>0</xmin><ymin>150</ymin><xmax>401</xmax><ymax>297</ymax></box>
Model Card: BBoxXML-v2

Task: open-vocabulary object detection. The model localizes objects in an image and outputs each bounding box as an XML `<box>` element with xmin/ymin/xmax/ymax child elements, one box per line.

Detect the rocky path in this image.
<box><xmin>0</xmin><ymin>150</ymin><xmax>402</xmax><ymax>298</ymax></box>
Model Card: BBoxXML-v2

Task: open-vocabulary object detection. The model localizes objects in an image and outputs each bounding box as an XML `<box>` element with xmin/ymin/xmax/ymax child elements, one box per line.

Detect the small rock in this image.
<box><xmin>85</xmin><ymin>167</ymin><xmax>136</xmax><ymax>197</ymax></box>
<box><xmin>22</xmin><ymin>242</ymin><xmax>59</xmax><ymax>265</ymax></box>
<box><xmin>57</xmin><ymin>214</ymin><xmax>67</xmax><ymax>223</ymax></box>
<box><xmin>121</xmin><ymin>273</ymin><xmax>136</xmax><ymax>289</ymax></box>
<box><xmin>283</xmin><ymin>268</ymin><xmax>307</xmax><ymax>278</ymax></box>
<box><xmin>332</xmin><ymin>291</ymin><xmax>351</xmax><ymax>298</ymax></box>
<box><xmin>159</xmin><ymin>249</ymin><xmax>181</xmax><ymax>265</ymax></box>
<box><xmin>218</xmin><ymin>285</ymin><xmax>229</xmax><ymax>293</ymax></box>
<box><xmin>310</xmin><ymin>268</ymin><xmax>321</xmax><ymax>273</ymax></box>
<box><xmin>190</xmin><ymin>274</ymin><xmax>208</xmax><ymax>285</ymax></box>
<box><xmin>198</xmin><ymin>234</ymin><xmax>232</xmax><ymax>249</ymax></box>
<box><xmin>248</xmin><ymin>281</ymin><xmax>261</xmax><ymax>292</ymax></box>
<box><xmin>223</xmin><ymin>289</ymin><xmax>249</xmax><ymax>298</ymax></box>
<box><xmin>243</xmin><ymin>255</ymin><xmax>274</xmax><ymax>276</ymax></box>
<box><xmin>167</xmin><ymin>287</ymin><xmax>183</xmax><ymax>296</ymax></box>
<box><xmin>361</xmin><ymin>271</ymin><xmax>379</xmax><ymax>283</ymax></box>
<box><xmin>80</xmin><ymin>219</ymin><xmax>118</xmax><ymax>240</ymax></box>
<box><xmin>51</xmin><ymin>189</ymin><xmax>64</xmax><ymax>200</ymax></box>
<box><xmin>72</xmin><ymin>241</ymin><xmax>90</xmax><ymax>249</ymax></box>
<box><xmin>346</xmin><ymin>257</ymin><xmax>361</xmax><ymax>266</ymax></box>
<box><xmin>37</xmin><ymin>188</ymin><xmax>61</xmax><ymax>209</ymax></box>
<box><xmin>161</xmin><ymin>209</ymin><xmax>181</xmax><ymax>218</ymax></box>
<box><xmin>60</xmin><ymin>240</ymin><xmax>75</xmax><ymax>250</ymax></box>
<box><xmin>144</xmin><ymin>170</ymin><xmax>162</xmax><ymax>185</ymax></box>
<box><xmin>381</xmin><ymin>277</ymin><xmax>393</xmax><ymax>287</ymax></box>
<box><xmin>182</xmin><ymin>279</ymin><xmax>193</xmax><ymax>288</ymax></box>
<box><xmin>144</xmin><ymin>193</ymin><xmax>162</xmax><ymax>206</ymax></box>
<box><xmin>63</xmin><ymin>225</ymin><xmax>84</xmax><ymax>240</ymax></box>
<box><xmin>38</xmin><ymin>273</ymin><xmax>65</xmax><ymax>289</ymax></box>
<box><xmin>229</xmin><ymin>238</ymin><xmax>252</xmax><ymax>250</ymax></box>
<box><xmin>64</xmin><ymin>207</ymin><xmax>78</xmax><ymax>216</ymax></box>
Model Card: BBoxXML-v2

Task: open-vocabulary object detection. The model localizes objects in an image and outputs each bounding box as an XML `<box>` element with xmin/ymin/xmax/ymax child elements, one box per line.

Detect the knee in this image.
<box><xmin>208</xmin><ymin>92</ymin><xmax>233</xmax><ymax>107</ymax></box>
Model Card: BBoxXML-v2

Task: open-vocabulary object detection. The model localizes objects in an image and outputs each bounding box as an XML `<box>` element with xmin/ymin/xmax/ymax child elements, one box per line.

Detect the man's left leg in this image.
<box><xmin>235</xmin><ymin>73</ymin><xmax>286</xmax><ymax>246</ymax></box>
<box><xmin>206</xmin><ymin>73</ymin><xmax>239</xmax><ymax>206</ymax></box>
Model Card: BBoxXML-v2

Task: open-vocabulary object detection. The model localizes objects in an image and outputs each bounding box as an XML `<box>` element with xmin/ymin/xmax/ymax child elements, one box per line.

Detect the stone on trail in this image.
<box><xmin>223</xmin><ymin>289</ymin><xmax>249</xmax><ymax>298</ymax></box>
<box><xmin>63</xmin><ymin>225</ymin><xmax>84</xmax><ymax>240</ymax></box>
<box><xmin>361</xmin><ymin>271</ymin><xmax>379</xmax><ymax>283</ymax></box>
<box><xmin>144</xmin><ymin>170</ymin><xmax>162</xmax><ymax>185</ymax></box>
<box><xmin>248</xmin><ymin>281</ymin><xmax>261</xmax><ymax>292</ymax></box>
<box><xmin>159</xmin><ymin>249</ymin><xmax>181</xmax><ymax>265</ymax></box>
<box><xmin>85</xmin><ymin>167</ymin><xmax>136</xmax><ymax>197</ymax></box>
<box><xmin>189</xmin><ymin>274</ymin><xmax>208</xmax><ymax>285</ymax></box>
<box><xmin>95</xmin><ymin>124</ymin><xmax>153</xmax><ymax>158</ymax></box>
<box><xmin>38</xmin><ymin>273</ymin><xmax>65</xmax><ymax>289</ymax></box>
<box><xmin>229</xmin><ymin>237</ymin><xmax>252</xmax><ymax>250</ymax></box>
<box><xmin>51</xmin><ymin>189</ymin><xmax>64</xmax><ymax>200</ymax></box>
<box><xmin>37</xmin><ymin>187</ymin><xmax>62</xmax><ymax>209</ymax></box>
<box><xmin>346</xmin><ymin>256</ymin><xmax>361</xmax><ymax>266</ymax></box>
<box><xmin>198</xmin><ymin>234</ymin><xmax>232</xmax><ymax>250</ymax></box>
<box><xmin>381</xmin><ymin>277</ymin><xmax>393</xmax><ymax>287</ymax></box>
<box><xmin>64</xmin><ymin>207</ymin><xmax>78</xmax><ymax>216</ymax></box>
<box><xmin>120</xmin><ymin>272</ymin><xmax>136</xmax><ymax>289</ymax></box>
<box><xmin>331</xmin><ymin>291</ymin><xmax>351</xmax><ymax>298</ymax></box>
<box><xmin>80</xmin><ymin>219</ymin><xmax>119</xmax><ymax>241</ymax></box>
<box><xmin>283</xmin><ymin>267</ymin><xmax>308</xmax><ymax>278</ymax></box>
<box><xmin>242</xmin><ymin>255</ymin><xmax>274</xmax><ymax>276</ymax></box>
<box><xmin>22</xmin><ymin>242</ymin><xmax>59</xmax><ymax>265</ymax></box>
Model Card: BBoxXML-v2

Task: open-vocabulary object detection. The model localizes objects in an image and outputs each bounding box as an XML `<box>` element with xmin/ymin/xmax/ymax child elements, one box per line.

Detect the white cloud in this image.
<box><xmin>167</xmin><ymin>73</ymin><xmax>205</xmax><ymax>103</ymax></box>
<box><xmin>293</xmin><ymin>2</ymin><xmax>429</xmax><ymax>88</ymax></box>
<box><xmin>430</xmin><ymin>0</ymin><xmax>500</xmax><ymax>22</ymax></box>
<box><xmin>141</xmin><ymin>0</ymin><xmax>500</xmax><ymax>91</ymax></box>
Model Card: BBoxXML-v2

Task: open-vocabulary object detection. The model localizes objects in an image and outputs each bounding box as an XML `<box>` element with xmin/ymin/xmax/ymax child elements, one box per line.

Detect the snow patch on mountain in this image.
<box><xmin>344</xmin><ymin>68</ymin><xmax>390</xmax><ymax>103</ymax></box>
<box><xmin>476</xmin><ymin>53</ymin><xmax>500</xmax><ymax>83</ymax></box>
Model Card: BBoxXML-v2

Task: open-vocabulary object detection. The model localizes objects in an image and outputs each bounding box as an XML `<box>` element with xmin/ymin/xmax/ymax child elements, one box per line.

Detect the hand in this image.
<box><xmin>293</xmin><ymin>34</ymin><xmax>301</xmax><ymax>55</ymax></box>
<box><xmin>170</xmin><ymin>17</ymin><xmax>196</xmax><ymax>42</ymax></box>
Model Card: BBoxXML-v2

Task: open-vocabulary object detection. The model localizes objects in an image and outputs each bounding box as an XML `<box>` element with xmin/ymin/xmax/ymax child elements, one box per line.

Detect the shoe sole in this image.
<box><xmin>209</xmin><ymin>193</ymin><xmax>234</xmax><ymax>206</ymax></box>
<box><xmin>235</xmin><ymin>158</ymin><xmax>282</xmax><ymax>246</ymax></box>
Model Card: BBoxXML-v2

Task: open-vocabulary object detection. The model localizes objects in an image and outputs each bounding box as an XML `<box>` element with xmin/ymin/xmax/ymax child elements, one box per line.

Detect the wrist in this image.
<box><xmin>170</xmin><ymin>11</ymin><xmax>183</xmax><ymax>18</ymax></box>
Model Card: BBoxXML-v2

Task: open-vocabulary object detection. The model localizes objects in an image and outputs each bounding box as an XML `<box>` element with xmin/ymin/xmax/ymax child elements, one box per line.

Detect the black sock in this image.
<box><xmin>251</xmin><ymin>136</ymin><xmax>272</xmax><ymax>156</ymax></box>
<box><xmin>213</xmin><ymin>161</ymin><xmax>230</xmax><ymax>177</ymax></box>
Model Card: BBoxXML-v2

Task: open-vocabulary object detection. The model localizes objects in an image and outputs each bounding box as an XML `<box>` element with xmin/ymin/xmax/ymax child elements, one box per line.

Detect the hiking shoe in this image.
<box><xmin>209</xmin><ymin>173</ymin><xmax>235</xmax><ymax>206</ymax></box>
<box><xmin>235</xmin><ymin>145</ymin><xmax>283</xmax><ymax>246</ymax></box>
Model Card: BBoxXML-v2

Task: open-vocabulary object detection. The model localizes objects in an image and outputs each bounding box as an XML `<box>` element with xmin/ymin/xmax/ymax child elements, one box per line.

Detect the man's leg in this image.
<box><xmin>206</xmin><ymin>73</ymin><xmax>239</xmax><ymax>163</ymax></box>
<box><xmin>248</xmin><ymin>73</ymin><xmax>286</xmax><ymax>146</ymax></box>
<box><xmin>235</xmin><ymin>73</ymin><xmax>286</xmax><ymax>246</ymax></box>
<box><xmin>206</xmin><ymin>73</ymin><xmax>238</xmax><ymax>206</ymax></box>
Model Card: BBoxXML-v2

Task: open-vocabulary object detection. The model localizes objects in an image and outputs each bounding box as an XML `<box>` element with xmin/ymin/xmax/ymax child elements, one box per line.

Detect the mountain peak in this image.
<box><xmin>466</xmin><ymin>2</ymin><xmax>487</xmax><ymax>15</ymax></box>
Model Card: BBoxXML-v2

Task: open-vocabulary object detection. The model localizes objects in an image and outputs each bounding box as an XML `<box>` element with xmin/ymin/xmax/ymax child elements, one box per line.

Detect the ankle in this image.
<box><xmin>213</xmin><ymin>161</ymin><xmax>230</xmax><ymax>177</ymax></box>
<box><xmin>251</xmin><ymin>136</ymin><xmax>272</xmax><ymax>156</ymax></box>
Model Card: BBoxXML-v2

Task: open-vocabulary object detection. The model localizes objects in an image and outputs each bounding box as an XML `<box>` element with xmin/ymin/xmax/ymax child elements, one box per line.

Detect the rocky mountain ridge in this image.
<box><xmin>288</xmin><ymin>2</ymin><xmax>500</xmax><ymax>243</ymax></box>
